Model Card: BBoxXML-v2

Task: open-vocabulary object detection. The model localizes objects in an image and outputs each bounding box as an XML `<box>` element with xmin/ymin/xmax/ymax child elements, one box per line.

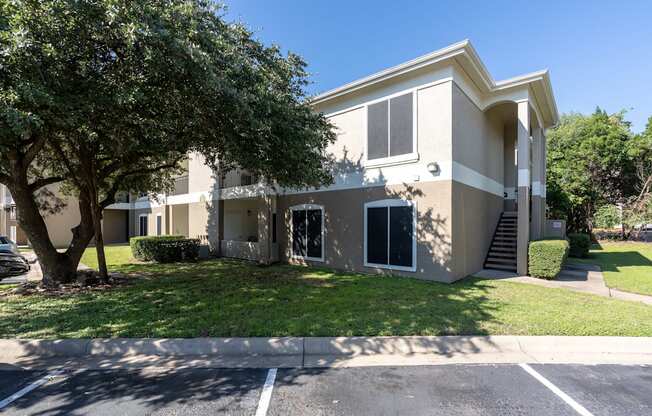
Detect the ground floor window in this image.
<box><xmin>364</xmin><ymin>199</ymin><xmax>416</xmax><ymax>271</ymax></box>
<box><xmin>139</xmin><ymin>215</ymin><xmax>148</xmax><ymax>236</ymax></box>
<box><xmin>156</xmin><ymin>214</ymin><xmax>162</xmax><ymax>236</ymax></box>
<box><xmin>290</xmin><ymin>204</ymin><xmax>324</xmax><ymax>261</ymax></box>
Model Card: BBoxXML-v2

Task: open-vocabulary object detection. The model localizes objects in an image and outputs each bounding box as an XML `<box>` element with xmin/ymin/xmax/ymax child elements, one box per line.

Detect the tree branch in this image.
<box><xmin>99</xmin><ymin>160</ymin><xmax>181</xmax><ymax>209</ymax></box>
<box><xmin>28</xmin><ymin>176</ymin><xmax>65</xmax><ymax>192</ymax></box>
<box><xmin>24</xmin><ymin>135</ymin><xmax>47</xmax><ymax>165</ymax></box>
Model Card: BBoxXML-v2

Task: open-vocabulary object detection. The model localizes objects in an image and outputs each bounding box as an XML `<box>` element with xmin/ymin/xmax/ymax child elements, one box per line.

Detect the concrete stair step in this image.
<box><xmin>488</xmin><ymin>251</ymin><xmax>516</xmax><ymax>259</ymax></box>
<box><xmin>486</xmin><ymin>257</ymin><xmax>516</xmax><ymax>265</ymax></box>
<box><xmin>490</xmin><ymin>247</ymin><xmax>516</xmax><ymax>253</ymax></box>
<box><xmin>484</xmin><ymin>262</ymin><xmax>517</xmax><ymax>272</ymax></box>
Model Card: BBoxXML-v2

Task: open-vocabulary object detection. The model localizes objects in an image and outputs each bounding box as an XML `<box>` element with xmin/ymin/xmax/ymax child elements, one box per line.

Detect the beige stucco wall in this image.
<box><xmin>222</xmin><ymin>199</ymin><xmax>261</xmax><ymax>242</ymax></box>
<box><xmin>169</xmin><ymin>204</ymin><xmax>188</xmax><ymax>236</ymax></box>
<box><xmin>452</xmin><ymin>84</ymin><xmax>504</xmax><ymax>184</ymax></box>
<box><xmin>102</xmin><ymin>209</ymin><xmax>128</xmax><ymax>244</ymax></box>
<box><xmin>42</xmin><ymin>192</ymin><xmax>82</xmax><ymax>248</ymax></box>
<box><xmin>132</xmin><ymin>206</ymin><xmax>166</xmax><ymax>237</ymax></box>
<box><xmin>503</xmin><ymin>122</ymin><xmax>517</xmax><ymax>211</ymax></box>
<box><xmin>187</xmin><ymin>199</ymin><xmax>220</xmax><ymax>242</ymax></box>
<box><xmin>188</xmin><ymin>152</ymin><xmax>217</xmax><ymax>194</ymax></box>
<box><xmin>276</xmin><ymin>181</ymin><xmax>456</xmax><ymax>282</ymax></box>
<box><xmin>450</xmin><ymin>84</ymin><xmax>507</xmax><ymax>276</ymax></box>
<box><xmin>450</xmin><ymin>181</ymin><xmax>503</xmax><ymax>277</ymax></box>
<box><xmin>315</xmin><ymin>78</ymin><xmax>452</xmax><ymax>192</ymax></box>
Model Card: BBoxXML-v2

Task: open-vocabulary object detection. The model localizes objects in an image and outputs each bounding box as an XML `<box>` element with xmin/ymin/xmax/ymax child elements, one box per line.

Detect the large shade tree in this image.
<box><xmin>0</xmin><ymin>0</ymin><xmax>336</xmax><ymax>285</ymax></box>
<box><xmin>546</xmin><ymin>108</ymin><xmax>650</xmax><ymax>234</ymax></box>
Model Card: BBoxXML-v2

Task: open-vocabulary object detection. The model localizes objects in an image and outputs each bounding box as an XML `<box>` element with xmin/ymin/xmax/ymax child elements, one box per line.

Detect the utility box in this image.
<box><xmin>545</xmin><ymin>219</ymin><xmax>566</xmax><ymax>239</ymax></box>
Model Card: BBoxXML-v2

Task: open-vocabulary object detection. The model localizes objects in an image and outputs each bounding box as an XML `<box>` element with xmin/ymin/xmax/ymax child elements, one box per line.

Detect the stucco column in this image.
<box><xmin>516</xmin><ymin>101</ymin><xmax>531</xmax><ymax>276</ymax></box>
<box><xmin>530</xmin><ymin>127</ymin><xmax>543</xmax><ymax>240</ymax></box>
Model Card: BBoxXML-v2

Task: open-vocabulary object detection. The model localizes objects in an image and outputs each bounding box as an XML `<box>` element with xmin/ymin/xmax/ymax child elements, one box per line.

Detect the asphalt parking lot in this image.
<box><xmin>1</xmin><ymin>364</ymin><xmax>651</xmax><ymax>415</ymax></box>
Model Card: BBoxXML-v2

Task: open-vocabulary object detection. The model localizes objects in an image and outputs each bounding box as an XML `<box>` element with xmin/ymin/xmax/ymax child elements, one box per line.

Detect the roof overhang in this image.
<box><xmin>310</xmin><ymin>39</ymin><xmax>559</xmax><ymax>127</ymax></box>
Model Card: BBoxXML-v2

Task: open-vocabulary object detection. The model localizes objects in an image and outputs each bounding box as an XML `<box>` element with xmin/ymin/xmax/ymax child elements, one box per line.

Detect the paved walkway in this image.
<box><xmin>476</xmin><ymin>263</ymin><xmax>652</xmax><ymax>305</ymax></box>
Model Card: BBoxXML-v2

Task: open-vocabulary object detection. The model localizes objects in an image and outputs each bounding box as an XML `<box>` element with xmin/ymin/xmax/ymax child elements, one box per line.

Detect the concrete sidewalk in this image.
<box><xmin>476</xmin><ymin>263</ymin><xmax>652</xmax><ymax>305</ymax></box>
<box><xmin>2</xmin><ymin>336</ymin><xmax>652</xmax><ymax>370</ymax></box>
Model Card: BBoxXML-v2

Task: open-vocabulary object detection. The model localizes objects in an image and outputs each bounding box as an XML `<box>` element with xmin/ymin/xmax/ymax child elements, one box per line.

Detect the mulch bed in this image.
<box><xmin>0</xmin><ymin>270</ymin><xmax>140</xmax><ymax>297</ymax></box>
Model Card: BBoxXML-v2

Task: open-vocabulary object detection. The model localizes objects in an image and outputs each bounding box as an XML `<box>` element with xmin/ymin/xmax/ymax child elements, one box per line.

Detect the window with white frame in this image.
<box><xmin>364</xmin><ymin>199</ymin><xmax>416</xmax><ymax>271</ymax></box>
<box><xmin>367</xmin><ymin>92</ymin><xmax>416</xmax><ymax>162</ymax></box>
<box><xmin>290</xmin><ymin>204</ymin><xmax>324</xmax><ymax>261</ymax></box>
<box><xmin>139</xmin><ymin>215</ymin><xmax>148</xmax><ymax>236</ymax></box>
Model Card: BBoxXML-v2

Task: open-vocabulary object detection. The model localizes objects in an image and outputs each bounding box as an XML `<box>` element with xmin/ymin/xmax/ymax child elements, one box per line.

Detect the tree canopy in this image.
<box><xmin>0</xmin><ymin>0</ymin><xmax>336</xmax><ymax>284</ymax></box>
<box><xmin>547</xmin><ymin>109</ymin><xmax>652</xmax><ymax>235</ymax></box>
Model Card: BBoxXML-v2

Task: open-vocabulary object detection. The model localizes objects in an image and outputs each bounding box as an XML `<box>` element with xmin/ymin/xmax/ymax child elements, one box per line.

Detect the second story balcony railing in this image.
<box><xmin>170</xmin><ymin>175</ymin><xmax>189</xmax><ymax>196</ymax></box>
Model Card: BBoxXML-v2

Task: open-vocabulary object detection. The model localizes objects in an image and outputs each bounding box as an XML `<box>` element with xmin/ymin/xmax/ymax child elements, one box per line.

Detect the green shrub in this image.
<box><xmin>528</xmin><ymin>239</ymin><xmax>569</xmax><ymax>279</ymax></box>
<box><xmin>568</xmin><ymin>233</ymin><xmax>591</xmax><ymax>258</ymax></box>
<box><xmin>130</xmin><ymin>236</ymin><xmax>199</xmax><ymax>263</ymax></box>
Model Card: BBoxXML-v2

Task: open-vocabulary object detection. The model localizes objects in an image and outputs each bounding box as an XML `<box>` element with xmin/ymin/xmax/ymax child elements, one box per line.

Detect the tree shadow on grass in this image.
<box><xmin>586</xmin><ymin>251</ymin><xmax>652</xmax><ymax>273</ymax></box>
<box><xmin>0</xmin><ymin>259</ymin><xmax>500</xmax><ymax>340</ymax></box>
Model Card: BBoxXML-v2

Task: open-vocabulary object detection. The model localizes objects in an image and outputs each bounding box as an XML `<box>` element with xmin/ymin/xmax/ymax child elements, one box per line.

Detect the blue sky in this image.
<box><xmin>225</xmin><ymin>0</ymin><xmax>652</xmax><ymax>132</ymax></box>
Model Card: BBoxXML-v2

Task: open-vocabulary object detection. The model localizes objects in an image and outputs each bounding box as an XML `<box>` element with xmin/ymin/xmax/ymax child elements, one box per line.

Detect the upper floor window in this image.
<box><xmin>367</xmin><ymin>92</ymin><xmax>416</xmax><ymax>163</ymax></box>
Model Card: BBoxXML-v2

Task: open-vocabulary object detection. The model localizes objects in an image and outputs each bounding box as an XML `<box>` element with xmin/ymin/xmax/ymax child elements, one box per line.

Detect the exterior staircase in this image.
<box><xmin>484</xmin><ymin>212</ymin><xmax>517</xmax><ymax>272</ymax></box>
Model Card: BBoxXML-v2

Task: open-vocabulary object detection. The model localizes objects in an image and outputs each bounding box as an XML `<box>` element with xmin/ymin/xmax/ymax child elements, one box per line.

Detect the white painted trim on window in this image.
<box><xmin>289</xmin><ymin>204</ymin><xmax>325</xmax><ymax>262</ymax></box>
<box><xmin>363</xmin><ymin>199</ymin><xmax>417</xmax><ymax>273</ymax></box>
<box><xmin>363</xmin><ymin>91</ymin><xmax>418</xmax><ymax>167</ymax></box>
<box><xmin>363</xmin><ymin>152</ymin><xmax>420</xmax><ymax>168</ymax></box>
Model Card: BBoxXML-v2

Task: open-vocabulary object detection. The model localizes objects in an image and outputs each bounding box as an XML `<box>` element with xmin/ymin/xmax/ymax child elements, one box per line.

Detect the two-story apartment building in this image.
<box><xmin>2</xmin><ymin>40</ymin><xmax>558</xmax><ymax>282</ymax></box>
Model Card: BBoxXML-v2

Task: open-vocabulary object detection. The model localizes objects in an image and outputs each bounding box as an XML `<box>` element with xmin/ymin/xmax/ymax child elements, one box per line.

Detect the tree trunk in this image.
<box><xmin>91</xmin><ymin>203</ymin><xmax>108</xmax><ymax>282</ymax></box>
<box><xmin>9</xmin><ymin>184</ymin><xmax>95</xmax><ymax>286</ymax></box>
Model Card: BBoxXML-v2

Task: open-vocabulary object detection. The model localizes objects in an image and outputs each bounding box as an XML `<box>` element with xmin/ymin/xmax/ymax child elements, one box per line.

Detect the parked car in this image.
<box><xmin>0</xmin><ymin>249</ymin><xmax>30</xmax><ymax>278</ymax></box>
<box><xmin>0</xmin><ymin>236</ymin><xmax>19</xmax><ymax>254</ymax></box>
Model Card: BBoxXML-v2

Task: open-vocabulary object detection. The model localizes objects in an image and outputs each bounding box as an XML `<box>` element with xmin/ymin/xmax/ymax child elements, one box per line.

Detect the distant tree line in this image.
<box><xmin>546</xmin><ymin>109</ymin><xmax>652</xmax><ymax>238</ymax></box>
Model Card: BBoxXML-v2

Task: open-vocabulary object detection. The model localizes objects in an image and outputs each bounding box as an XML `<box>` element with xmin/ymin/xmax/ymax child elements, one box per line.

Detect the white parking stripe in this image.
<box><xmin>519</xmin><ymin>363</ymin><xmax>594</xmax><ymax>416</ymax></box>
<box><xmin>0</xmin><ymin>369</ymin><xmax>65</xmax><ymax>410</ymax></box>
<box><xmin>255</xmin><ymin>368</ymin><xmax>277</xmax><ymax>416</ymax></box>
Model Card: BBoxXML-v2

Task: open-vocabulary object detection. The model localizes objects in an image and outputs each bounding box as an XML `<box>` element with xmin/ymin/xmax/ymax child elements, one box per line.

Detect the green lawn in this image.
<box><xmin>2</xmin><ymin>245</ymin><xmax>652</xmax><ymax>338</ymax></box>
<box><xmin>80</xmin><ymin>244</ymin><xmax>133</xmax><ymax>269</ymax></box>
<box><xmin>570</xmin><ymin>242</ymin><xmax>652</xmax><ymax>296</ymax></box>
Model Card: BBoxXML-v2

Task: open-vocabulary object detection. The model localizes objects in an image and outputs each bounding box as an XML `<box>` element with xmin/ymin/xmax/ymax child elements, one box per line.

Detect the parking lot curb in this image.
<box><xmin>1</xmin><ymin>336</ymin><xmax>652</xmax><ymax>368</ymax></box>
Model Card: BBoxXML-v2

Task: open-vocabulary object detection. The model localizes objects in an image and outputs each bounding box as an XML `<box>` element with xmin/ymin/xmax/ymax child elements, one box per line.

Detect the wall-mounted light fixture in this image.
<box><xmin>427</xmin><ymin>162</ymin><xmax>440</xmax><ymax>176</ymax></box>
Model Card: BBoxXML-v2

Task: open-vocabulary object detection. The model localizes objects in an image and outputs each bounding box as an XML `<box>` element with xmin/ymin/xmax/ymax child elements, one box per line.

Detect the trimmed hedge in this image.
<box><xmin>528</xmin><ymin>239</ymin><xmax>569</xmax><ymax>280</ymax></box>
<box><xmin>130</xmin><ymin>236</ymin><xmax>200</xmax><ymax>263</ymax></box>
<box><xmin>568</xmin><ymin>233</ymin><xmax>591</xmax><ymax>258</ymax></box>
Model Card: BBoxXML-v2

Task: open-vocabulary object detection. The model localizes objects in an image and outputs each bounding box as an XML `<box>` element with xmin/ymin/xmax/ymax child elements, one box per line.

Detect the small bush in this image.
<box><xmin>130</xmin><ymin>236</ymin><xmax>199</xmax><ymax>263</ymax></box>
<box><xmin>528</xmin><ymin>239</ymin><xmax>569</xmax><ymax>279</ymax></box>
<box><xmin>568</xmin><ymin>233</ymin><xmax>591</xmax><ymax>258</ymax></box>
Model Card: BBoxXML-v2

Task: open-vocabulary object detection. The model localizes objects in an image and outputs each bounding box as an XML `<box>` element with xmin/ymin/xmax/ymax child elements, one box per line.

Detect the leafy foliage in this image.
<box><xmin>130</xmin><ymin>236</ymin><xmax>199</xmax><ymax>263</ymax></box>
<box><xmin>546</xmin><ymin>109</ymin><xmax>641</xmax><ymax>233</ymax></box>
<box><xmin>0</xmin><ymin>0</ymin><xmax>336</xmax><ymax>283</ymax></box>
<box><xmin>594</xmin><ymin>204</ymin><xmax>621</xmax><ymax>229</ymax></box>
<box><xmin>567</xmin><ymin>233</ymin><xmax>591</xmax><ymax>258</ymax></box>
<box><xmin>528</xmin><ymin>239</ymin><xmax>569</xmax><ymax>279</ymax></box>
